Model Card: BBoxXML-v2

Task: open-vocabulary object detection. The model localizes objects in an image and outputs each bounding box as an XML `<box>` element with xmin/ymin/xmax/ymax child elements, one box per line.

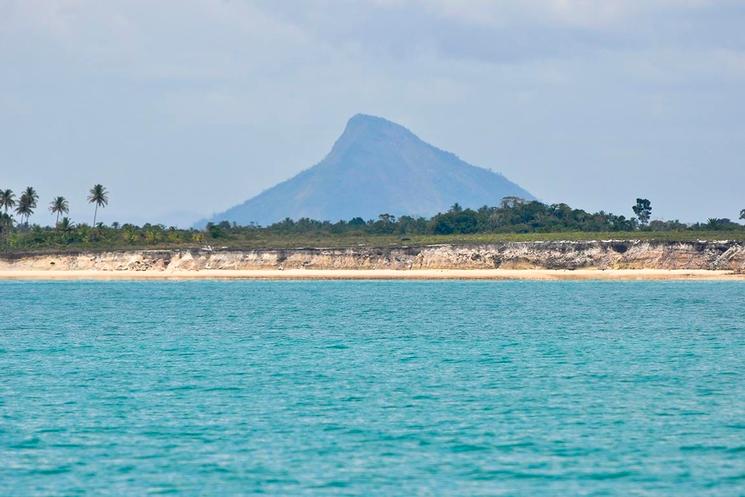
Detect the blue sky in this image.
<box><xmin>1</xmin><ymin>0</ymin><xmax>744</xmax><ymax>226</ymax></box>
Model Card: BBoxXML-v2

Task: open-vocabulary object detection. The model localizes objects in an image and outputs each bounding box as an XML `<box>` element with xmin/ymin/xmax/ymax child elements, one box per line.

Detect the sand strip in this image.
<box><xmin>0</xmin><ymin>269</ymin><xmax>743</xmax><ymax>281</ymax></box>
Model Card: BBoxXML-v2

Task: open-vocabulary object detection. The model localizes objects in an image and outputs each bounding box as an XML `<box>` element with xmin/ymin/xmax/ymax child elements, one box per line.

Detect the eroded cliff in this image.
<box><xmin>1</xmin><ymin>240</ymin><xmax>744</xmax><ymax>272</ymax></box>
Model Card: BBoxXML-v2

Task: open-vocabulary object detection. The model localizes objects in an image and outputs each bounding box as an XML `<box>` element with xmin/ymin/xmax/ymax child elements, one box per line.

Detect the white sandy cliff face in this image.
<box><xmin>1</xmin><ymin>241</ymin><xmax>744</xmax><ymax>272</ymax></box>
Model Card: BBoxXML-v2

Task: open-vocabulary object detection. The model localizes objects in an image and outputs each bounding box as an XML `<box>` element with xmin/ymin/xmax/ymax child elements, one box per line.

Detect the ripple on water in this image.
<box><xmin>1</xmin><ymin>280</ymin><xmax>744</xmax><ymax>496</ymax></box>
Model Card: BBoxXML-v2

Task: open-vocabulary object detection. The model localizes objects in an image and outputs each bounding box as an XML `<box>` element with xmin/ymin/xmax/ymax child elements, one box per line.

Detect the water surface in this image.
<box><xmin>1</xmin><ymin>281</ymin><xmax>744</xmax><ymax>496</ymax></box>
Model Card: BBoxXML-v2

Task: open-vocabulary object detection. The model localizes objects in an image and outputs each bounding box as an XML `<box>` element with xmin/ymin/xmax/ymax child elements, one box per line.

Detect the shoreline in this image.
<box><xmin>2</xmin><ymin>241</ymin><xmax>743</xmax><ymax>279</ymax></box>
<box><xmin>1</xmin><ymin>269</ymin><xmax>743</xmax><ymax>281</ymax></box>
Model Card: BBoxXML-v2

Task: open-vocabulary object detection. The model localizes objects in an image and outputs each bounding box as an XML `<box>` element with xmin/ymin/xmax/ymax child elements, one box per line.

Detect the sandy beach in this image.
<box><xmin>0</xmin><ymin>268</ymin><xmax>743</xmax><ymax>281</ymax></box>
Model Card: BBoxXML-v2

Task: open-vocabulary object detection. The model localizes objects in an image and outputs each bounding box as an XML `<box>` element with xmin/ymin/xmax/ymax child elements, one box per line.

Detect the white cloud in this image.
<box><xmin>0</xmin><ymin>0</ymin><xmax>743</xmax><ymax>224</ymax></box>
<box><xmin>370</xmin><ymin>0</ymin><xmax>721</xmax><ymax>29</ymax></box>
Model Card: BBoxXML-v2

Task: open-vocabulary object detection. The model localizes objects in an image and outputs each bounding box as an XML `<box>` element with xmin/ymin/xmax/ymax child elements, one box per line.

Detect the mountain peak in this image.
<box><xmin>332</xmin><ymin>114</ymin><xmax>418</xmax><ymax>156</ymax></box>
<box><xmin>345</xmin><ymin>113</ymin><xmax>415</xmax><ymax>137</ymax></box>
<box><xmin>204</xmin><ymin>114</ymin><xmax>535</xmax><ymax>226</ymax></box>
<box><xmin>347</xmin><ymin>113</ymin><xmax>403</xmax><ymax>129</ymax></box>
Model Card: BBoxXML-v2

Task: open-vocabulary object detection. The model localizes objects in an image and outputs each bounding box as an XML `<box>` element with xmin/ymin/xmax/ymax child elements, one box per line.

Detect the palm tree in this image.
<box><xmin>88</xmin><ymin>184</ymin><xmax>109</xmax><ymax>226</ymax></box>
<box><xmin>0</xmin><ymin>189</ymin><xmax>16</xmax><ymax>215</ymax></box>
<box><xmin>13</xmin><ymin>187</ymin><xmax>39</xmax><ymax>226</ymax></box>
<box><xmin>23</xmin><ymin>186</ymin><xmax>39</xmax><ymax>210</ymax></box>
<box><xmin>15</xmin><ymin>194</ymin><xmax>33</xmax><ymax>226</ymax></box>
<box><xmin>49</xmin><ymin>196</ymin><xmax>70</xmax><ymax>226</ymax></box>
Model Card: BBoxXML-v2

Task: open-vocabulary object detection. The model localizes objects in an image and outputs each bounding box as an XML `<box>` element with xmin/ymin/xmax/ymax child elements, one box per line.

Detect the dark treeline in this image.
<box><xmin>210</xmin><ymin>197</ymin><xmax>744</xmax><ymax>237</ymax></box>
<box><xmin>2</xmin><ymin>195</ymin><xmax>744</xmax><ymax>251</ymax></box>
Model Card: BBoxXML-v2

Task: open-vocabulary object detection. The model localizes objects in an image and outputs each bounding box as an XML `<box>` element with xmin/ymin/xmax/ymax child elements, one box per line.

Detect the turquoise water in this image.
<box><xmin>1</xmin><ymin>281</ymin><xmax>744</xmax><ymax>496</ymax></box>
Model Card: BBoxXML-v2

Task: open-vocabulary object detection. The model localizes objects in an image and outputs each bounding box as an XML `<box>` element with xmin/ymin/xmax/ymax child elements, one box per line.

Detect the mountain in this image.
<box><xmin>204</xmin><ymin>114</ymin><xmax>534</xmax><ymax>226</ymax></box>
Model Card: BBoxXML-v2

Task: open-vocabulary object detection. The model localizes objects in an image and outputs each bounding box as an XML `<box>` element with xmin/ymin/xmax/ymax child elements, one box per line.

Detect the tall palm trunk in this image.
<box><xmin>93</xmin><ymin>204</ymin><xmax>98</xmax><ymax>227</ymax></box>
<box><xmin>56</xmin><ymin>211</ymin><xmax>60</xmax><ymax>226</ymax></box>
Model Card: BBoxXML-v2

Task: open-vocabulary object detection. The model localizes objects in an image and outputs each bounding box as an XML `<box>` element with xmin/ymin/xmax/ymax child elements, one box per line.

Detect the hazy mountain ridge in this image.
<box><xmin>203</xmin><ymin>114</ymin><xmax>534</xmax><ymax>226</ymax></box>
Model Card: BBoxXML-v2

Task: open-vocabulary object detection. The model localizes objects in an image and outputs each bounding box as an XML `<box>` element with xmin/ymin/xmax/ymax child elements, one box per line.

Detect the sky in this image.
<box><xmin>1</xmin><ymin>0</ymin><xmax>744</xmax><ymax>226</ymax></box>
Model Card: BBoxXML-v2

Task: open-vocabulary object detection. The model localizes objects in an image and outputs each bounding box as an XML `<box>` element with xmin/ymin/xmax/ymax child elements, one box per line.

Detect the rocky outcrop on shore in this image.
<box><xmin>1</xmin><ymin>240</ymin><xmax>744</xmax><ymax>272</ymax></box>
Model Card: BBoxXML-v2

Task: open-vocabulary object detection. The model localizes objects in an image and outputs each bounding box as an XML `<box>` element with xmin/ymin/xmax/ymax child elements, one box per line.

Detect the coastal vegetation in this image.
<box><xmin>1</xmin><ymin>190</ymin><xmax>744</xmax><ymax>252</ymax></box>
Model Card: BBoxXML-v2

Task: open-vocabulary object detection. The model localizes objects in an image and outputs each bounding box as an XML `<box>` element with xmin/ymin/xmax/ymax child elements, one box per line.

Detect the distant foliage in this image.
<box><xmin>695</xmin><ymin>218</ymin><xmax>743</xmax><ymax>231</ymax></box>
<box><xmin>3</xmin><ymin>197</ymin><xmax>744</xmax><ymax>252</ymax></box>
<box><xmin>263</xmin><ymin>200</ymin><xmax>641</xmax><ymax>236</ymax></box>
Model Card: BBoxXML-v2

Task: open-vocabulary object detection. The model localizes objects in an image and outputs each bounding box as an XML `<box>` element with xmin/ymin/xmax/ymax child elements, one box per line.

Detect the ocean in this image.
<box><xmin>1</xmin><ymin>281</ymin><xmax>744</xmax><ymax>496</ymax></box>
